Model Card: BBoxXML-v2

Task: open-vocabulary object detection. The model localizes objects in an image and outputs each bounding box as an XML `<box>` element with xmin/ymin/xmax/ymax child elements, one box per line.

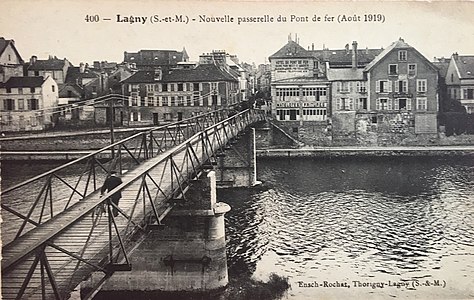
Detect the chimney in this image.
<box><xmin>30</xmin><ymin>55</ymin><xmax>37</xmax><ymax>65</ymax></box>
<box><xmin>352</xmin><ymin>41</ymin><xmax>358</xmax><ymax>69</ymax></box>
<box><xmin>453</xmin><ymin>52</ymin><xmax>459</xmax><ymax>60</ymax></box>
<box><xmin>312</xmin><ymin>43</ymin><xmax>314</xmax><ymax>51</ymax></box>
<box><xmin>79</xmin><ymin>63</ymin><xmax>85</xmax><ymax>73</ymax></box>
<box><xmin>154</xmin><ymin>67</ymin><xmax>162</xmax><ymax>81</ymax></box>
<box><xmin>345</xmin><ymin>44</ymin><xmax>350</xmax><ymax>54</ymax></box>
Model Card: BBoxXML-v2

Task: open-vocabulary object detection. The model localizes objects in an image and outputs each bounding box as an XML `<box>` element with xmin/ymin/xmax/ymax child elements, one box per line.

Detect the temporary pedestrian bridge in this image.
<box><xmin>1</xmin><ymin>108</ymin><xmax>265</xmax><ymax>300</ymax></box>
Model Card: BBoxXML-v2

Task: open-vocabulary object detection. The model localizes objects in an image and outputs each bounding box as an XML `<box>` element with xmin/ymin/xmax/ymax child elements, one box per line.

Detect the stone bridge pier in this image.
<box><xmin>81</xmin><ymin>171</ymin><xmax>231</xmax><ymax>299</ymax></box>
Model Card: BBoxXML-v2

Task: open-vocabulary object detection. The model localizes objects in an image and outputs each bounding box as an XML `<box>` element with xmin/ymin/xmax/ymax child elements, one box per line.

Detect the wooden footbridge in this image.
<box><xmin>1</xmin><ymin>108</ymin><xmax>265</xmax><ymax>300</ymax></box>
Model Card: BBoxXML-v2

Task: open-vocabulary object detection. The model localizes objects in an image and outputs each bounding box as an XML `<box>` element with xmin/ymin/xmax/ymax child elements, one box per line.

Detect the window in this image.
<box><xmin>28</xmin><ymin>99</ymin><xmax>39</xmax><ymax>110</ymax></box>
<box><xmin>357</xmin><ymin>98</ymin><xmax>367</xmax><ymax>110</ymax></box>
<box><xmin>417</xmin><ymin>79</ymin><xmax>427</xmax><ymax>93</ymax></box>
<box><xmin>398</xmin><ymin>50</ymin><xmax>407</xmax><ymax>61</ymax></box>
<box><xmin>376</xmin><ymin>80</ymin><xmax>392</xmax><ymax>93</ymax></box>
<box><xmin>52</xmin><ymin>85</ymin><xmax>55</xmax><ymax>92</ymax></box>
<box><xmin>170</xmin><ymin>84</ymin><xmax>175</xmax><ymax>92</ymax></box>
<box><xmin>177</xmin><ymin>96</ymin><xmax>184</xmax><ymax>106</ymax></box>
<box><xmin>162</xmin><ymin>84</ymin><xmax>168</xmax><ymax>92</ymax></box>
<box><xmin>146</xmin><ymin>84</ymin><xmax>154</xmax><ymax>93</ymax></box>
<box><xmin>193</xmin><ymin>83</ymin><xmax>200</xmax><ymax>91</ymax></box>
<box><xmin>337</xmin><ymin>82</ymin><xmax>350</xmax><ymax>93</ymax></box>
<box><xmin>357</xmin><ymin>82</ymin><xmax>367</xmax><ymax>93</ymax></box>
<box><xmin>164</xmin><ymin>113</ymin><xmax>172</xmax><ymax>121</ymax></box>
<box><xmin>6</xmin><ymin>87</ymin><xmax>11</xmax><ymax>93</ymax></box>
<box><xmin>376</xmin><ymin>98</ymin><xmax>389</xmax><ymax>110</ymax></box>
<box><xmin>30</xmin><ymin>87</ymin><xmax>35</xmax><ymax>93</ymax></box>
<box><xmin>463</xmin><ymin>88</ymin><xmax>474</xmax><ymax>99</ymax></box>
<box><xmin>170</xmin><ymin>97</ymin><xmax>175</xmax><ymax>106</ymax></box>
<box><xmin>416</xmin><ymin>97</ymin><xmax>427</xmax><ymax>111</ymax></box>
<box><xmin>18</xmin><ymin>88</ymin><xmax>23</xmax><ymax>94</ymax></box>
<box><xmin>388</xmin><ymin>64</ymin><xmax>398</xmax><ymax>75</ymax></box>
<box><xmin>408</xmin><ymin>64</ymin><xmax>417</xmax><ymax>76</ymax></box>
<box><xmin>336</xmin><ymin>98</ymin><xmax>354</xmax><ymax>110</ymax></box>
<box><xmin>162</xmin><ymin>96</ymin><xmax>168</xmax><ymax>106</ymax></box>
<box><xmin>18</xmin><ymin>99</ymin><xmax>24</xmax><ymax>110</ymax></box>
<box><xmin>395</xmin><ymin>80</ymin><xmax>408</xmax><ymax>93</ymax></box>
<box><xmin>397</xmin><ymin>98</ymin><xmax>411</xmax><ymax>110</ymax></box>
<box><xmin>3</xmin><ymin>99</ymin><xmax>15</xmax><ymax>111</ymax></box>
<box><xmin>211</xmin><ymin>82</ymin><xmax>218</xmax><ymax>91</ymax></box>
<box><xmin>177</xmin><ymin>83</ymin><xmax>183</xmax><ymax>91</ymax></box>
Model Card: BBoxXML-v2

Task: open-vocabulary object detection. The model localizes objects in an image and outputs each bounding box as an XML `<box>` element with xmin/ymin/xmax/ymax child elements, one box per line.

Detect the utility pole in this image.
<box><xmin>109</xmin><ymin>96</ymin><xmax>115</xmax><ymax>158</ymax></box>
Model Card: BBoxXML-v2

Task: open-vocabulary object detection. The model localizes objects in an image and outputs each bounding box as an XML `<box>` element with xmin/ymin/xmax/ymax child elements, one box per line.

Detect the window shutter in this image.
<box><xmin>395</xmin><ymin>81</ymin><xmax>399</xmax><ymax>92</ymax></box>
<box><xmin>407</xmin><ymin>99</ymin><xmax>412</xmax><ymax>110</ymax></box>
<box><xmin>349</xmin><ymin>82</ymin><xmax>353</xmax><ymax>92</ymax></box>
<box><xmin>388</xmin><ymin>99</ymin><xmax>393</xmax><ymax>110</ymax></box>
<box><xmin>462</xmin><ymin>89</ymin><xmax>467</xmax><ymax>100</ymax></box>
<box><xmin>394</xmin><ymin>99</ymin><xmax>399</xmax><ymax>110</ymax></box>
<box><xmin>376</xmin><ymin>99</ymin><xmax>380</xmax><ymax>110</ymax></box>
<box><xmin>337</xmin><ymin>82</ymin><xmax>341</xmax><ymax>92</ymax></box>
<box><xmin>376</xmin><ymin>81</ymin><xmax>380</xmax><ymax>93</ymax></box>
<box><xmin>336</xmin><ymin>98</ymin><xmax>341</xmax><ymax>110</ymax></box>
<box><xmin>388</xmin><ymin>81</ymin><xmax>393</xmax><ymax>92</ymax></box>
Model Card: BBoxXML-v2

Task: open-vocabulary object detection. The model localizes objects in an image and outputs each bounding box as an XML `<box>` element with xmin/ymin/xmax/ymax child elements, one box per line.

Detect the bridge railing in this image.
<box><xmin>1</xmin><ymin>108</ymin><xmax>231</xmax><ymax>244</ymax></box>
<box><xmin>1</xmin><ymin>108</ymin><xmax>266</xmax><ymax>300</ymax></box>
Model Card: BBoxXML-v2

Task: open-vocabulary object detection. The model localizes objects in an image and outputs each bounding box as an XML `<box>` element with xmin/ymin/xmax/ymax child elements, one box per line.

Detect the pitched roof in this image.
<box><xmin>0</xmin><ymin>76</ymin><xmax>45</xmax><ymax>88</ymax></box>
<box><xmin>0</xmin><ymin>37</ymin><xmax>24</xmax><ymax>63</ymax></box>
<box><xmin>65</xmin><ymin>67</ymin><xmax>99</xmax><ymax>84</ymax></box>
<box><xmin>269</xmin><ymin>40</ymin><xmax>313</xmax><ymax>59</ymax></box>
<box><xmin>364</xmin><ymin>38</ymin><xmax>437</xmax><ymax>72</ymax></box>
<box><xmin>124</xmin><ymin>49</ymin><xmax>185</xmax><ymax>67</ymax></box>
<box><xmin>122</xmin><ymin>64</ymin><xmax>238</xmax><ymax>84</ymax></box>
<box><xmin>28</xmin><ymin>58</ymin><xmax>68</xmax><ymax>70</ymax></box>
<box><xmin>310</xmin><ymin>48</ymin><xmax>382</xmax><ymax>67</ymax></box>
<box><xmin>327</xmin><ymin>68</ymin><xmax>364</xmax><ymax>81</ymax></box>
<box><xmin>453</xmin><ymin>55</ymin><xmax>474</xmax><ymax>79</ymax></box>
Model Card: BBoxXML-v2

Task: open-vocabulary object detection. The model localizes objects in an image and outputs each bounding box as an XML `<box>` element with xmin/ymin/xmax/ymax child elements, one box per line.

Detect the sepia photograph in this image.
<box><xmin>1</xmin><ymin>0</ymin><xmax>473</xmax><ymax>299</ymax></box>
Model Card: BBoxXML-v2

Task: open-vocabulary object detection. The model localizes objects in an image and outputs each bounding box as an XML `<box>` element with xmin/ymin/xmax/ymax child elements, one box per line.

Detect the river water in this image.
<box><xmin>220</xmin><ymin>156</ymin><xmax>474</xmax><ymax>299</ymax></box>
<box><xmin>2</xmin><ymin>156</ymin><xmax>474</xmax><ymax>299</ymax></box>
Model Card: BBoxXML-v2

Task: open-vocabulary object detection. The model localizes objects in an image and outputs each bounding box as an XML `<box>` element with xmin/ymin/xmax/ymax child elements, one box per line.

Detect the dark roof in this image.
<box><xmin>0</xmin><ymin>76</ymin><xmax>45</xmax><ymax>88</ymax></box>
<box><xmin>0</xmin><ymin>37</ymin><xmax>24</xmax><ymax>63</ymax></box>
<box><xmin>433</xmin><ymin>59</ymin><xmax>451</xmax><ymax>78</ymax></box>
<box><xmin>269</xmin><ymin>40</ymin><xmax>313</xmax><ymax>59</ymax></box>
<box><xmin>309</xmin><ymin>48</ymin><xmax>383</xmax><ymax>67</ymax></box>
<box><xmin>453</xmin><ymin>55</ymin><xmax>474</xmax><ymax>79</ymax></box>
<box><xmin>65</xmin><ymin>67</ymin><xmax>99</xmax><ymax>83</ymax></box>
<box><xmin>122</xmin><ymin>64</ymin><xmax>237</xmax><ymax>84</ymax></box>
<box><xmin>27</xmin><ymin>58</ymin><xmax>67</xmax><ymax>71</ymax></box>
<box><xmin>124</xmin><ymin>50</ymin><xmax>185</xmax><ymax>67</ymax></box>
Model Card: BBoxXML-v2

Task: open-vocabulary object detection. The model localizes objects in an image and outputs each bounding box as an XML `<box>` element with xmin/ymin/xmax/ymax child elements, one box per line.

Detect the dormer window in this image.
<box><xmin>398</xmin><ymin>50</ymin><xmax>407</xmax><ymax>61</ymax></box>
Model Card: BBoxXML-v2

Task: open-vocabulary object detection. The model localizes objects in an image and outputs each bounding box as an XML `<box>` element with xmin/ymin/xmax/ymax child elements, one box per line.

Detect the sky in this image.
<box><xmin>2</xmin><ymin>0</ymin><xmax>474</xmax><ymax>66</ymax></box>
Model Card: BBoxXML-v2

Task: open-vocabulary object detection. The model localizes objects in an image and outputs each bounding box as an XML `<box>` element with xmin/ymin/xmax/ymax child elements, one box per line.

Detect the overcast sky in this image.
<box><xmin>2</xmin><ymin>1</ymin><xmax>474</xmax><ymax>66</ymax></box>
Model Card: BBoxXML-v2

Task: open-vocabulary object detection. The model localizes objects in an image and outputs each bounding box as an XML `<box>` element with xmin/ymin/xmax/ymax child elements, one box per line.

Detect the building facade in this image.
<box><xmin>0</xmin><ymin>76</ymin><xmax>59</xmax><ymax>131</ymax></box>
<box><xmin>0</xmin><ymin>37</ymin><xmax>24</xmax><ymax>83</ymax></box>
<box><xmin>106</xmin><ymin>63</ymin><xmax>240</xmax><ymax>126</ymax></box>
<box><xmin>363</xmin><ymin>38</ymin><xmax>439</xmax><ymax>134</ymax></box>
<box><xmin>445</xmin><ymin>54</ymin><xmax>474</xmax><ymax>113</ymax></box>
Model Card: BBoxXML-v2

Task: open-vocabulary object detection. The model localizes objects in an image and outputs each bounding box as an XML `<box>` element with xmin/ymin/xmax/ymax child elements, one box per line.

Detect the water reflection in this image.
<box><xmin>220</xmin><ymin>156</ymin><xmax>474</xmax><ymax>299</ymax></box>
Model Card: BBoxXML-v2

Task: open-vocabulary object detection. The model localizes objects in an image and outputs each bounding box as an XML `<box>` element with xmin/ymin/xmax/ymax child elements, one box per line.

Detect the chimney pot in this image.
<box><xmin>352</xmin><ymin>41</ymin><xmax>358</xmax><ymax>69</ymax></box>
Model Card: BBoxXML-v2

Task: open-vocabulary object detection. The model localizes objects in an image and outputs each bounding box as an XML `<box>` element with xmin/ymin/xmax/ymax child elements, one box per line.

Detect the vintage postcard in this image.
<box><xmin>1</xmin><ymin>1</ymin><xmax>473</xmax><ymax>299</ymax></box>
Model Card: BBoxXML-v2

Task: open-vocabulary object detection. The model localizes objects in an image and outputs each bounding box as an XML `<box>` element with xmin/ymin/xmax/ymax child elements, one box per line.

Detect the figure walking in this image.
<box><xmin>100</xmin><ymin>170</ymin><xmax>123</xmax><ymax>217</ymax></box>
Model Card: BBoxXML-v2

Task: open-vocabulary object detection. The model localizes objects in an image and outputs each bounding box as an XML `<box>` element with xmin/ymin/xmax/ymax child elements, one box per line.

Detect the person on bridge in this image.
<box><xmin>100</xmin><ymin>170</ymin><xmax>123</xmax><ymax>217</ymax></box>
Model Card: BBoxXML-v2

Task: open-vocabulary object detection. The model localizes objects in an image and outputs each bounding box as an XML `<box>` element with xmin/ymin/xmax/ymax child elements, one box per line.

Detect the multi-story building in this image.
<box><xmin>0</xmin><ymin>37</ymin><xmax>24</xmax><ymax>83</ymax></box>
<box><xmin>25</xmin><ymin>56</ymin><xmax>71</xmax><ymax>85</ymax></box>
<box><xmin>363</xmin><ymin>38</ymin><xmax>439</xmax><ymax>134</ymax></box>
<box><xmin>445</xmin><ymin>53</ymin><xmax>474</xmax><ymax>113</ymax></box>
<box><xmin>112</xmin><ymin>63</ymin><xmax>240</xmax><ymax>126</ymax></box>
<box><xmin>0</xmin><ymin>76</ymin><xmax>58</xmax><ymax>131</ymax></box>
<box><xmin>269</xmin><ymin>39</ymin><xmax>329</xmax><ymax>124</ymax></box>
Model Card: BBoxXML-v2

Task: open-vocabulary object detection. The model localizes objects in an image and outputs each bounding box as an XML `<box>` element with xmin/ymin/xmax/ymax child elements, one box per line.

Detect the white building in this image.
<box><xmin>0</xmin><ymin>76</ymin><xmax>59</xmax><ymax>131</ymax></box>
